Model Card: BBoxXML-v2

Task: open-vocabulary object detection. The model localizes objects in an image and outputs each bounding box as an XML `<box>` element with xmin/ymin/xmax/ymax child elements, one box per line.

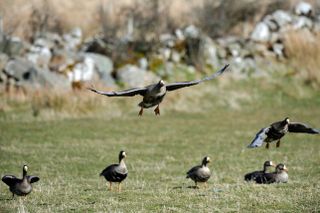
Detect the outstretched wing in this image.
<box><xmin>88</xmin><ymin>87</ymin><xmax>147</xmax><ymax>97</ymax></box>
<box><xmin>166</xmin><ymin>64</ymin><xmax>229</xmax><ymax>91</ymax></box>
<box><xmin>288</xmin><ymin>122</ymin><xmax>319</xmax><ymax>134</ymax></box>
<box><xmin>2</xmin><ymin>175</ymin><xmax>18</xmax><ymax>186</ymax></box>
<box><xmin>27</xmin><ymin>176</ymin><xmax>40</xmax><ymax>183</ymax></box>
<box><xmin>247</xmin><ymin>127</ymin><xmax>269</xmax><ymax>148</ymax></box>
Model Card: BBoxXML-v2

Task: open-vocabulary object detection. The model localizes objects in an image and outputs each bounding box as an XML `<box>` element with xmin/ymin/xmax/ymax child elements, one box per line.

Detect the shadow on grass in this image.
<box><xmin>172</xmin><ymin>185</ymin><xmax>199</xmax><ymax>190</ymax></box>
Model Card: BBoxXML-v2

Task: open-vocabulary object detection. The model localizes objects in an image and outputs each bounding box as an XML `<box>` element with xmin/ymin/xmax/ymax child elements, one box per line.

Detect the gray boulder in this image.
<box><xmin>251</xmin><ymin>22</ymin><xmax>271</xmax><ymax>42</ymax></box>
<box><xmin>263</xmin><ymin>15</ymin><xmax>279</xmax><ymax>31</ymax></box>
<box><xmin>85</xmin><ymin>53</ymin><xmax>115</xmax><ymax>86</ymax></box>
<box><xmin>159</xmin><ymin>33</ymin><xmax>175</xmax><ymax>47</ymax></box>
<box><xmin>201</xmin><ymin>36</ymin><xmax>219</xmax><ymax>67</ymax></box>
<box><xmin>272</xmin><ymin>10</ymin><xmax>292</xmax><ymax>28</ymax></box>
<box><xmin>295</xmin><ymin>1</ymin><xmax>313</xmax><ymax>17</ymax></box>
<box><xmin>227</xmin><ymin>42</ymin><xmax>242</xmax><ymax>57</ymax></box>
<box><xmin>0</xmin><ymin>35</ymin><xmax>23</xmax><ymax>57</ymax></box>
<box><xmin>272</xmin><ymin>43</ymin><xmax>285</xmax><ymax>59</ymax></box>
<box><xmin>116</xmin><ymin>65</ymin><xmax>159</xmax><ymax>87</ymax></box>
<box><xmin>4</xmin><ymin>58</ymin><xmax>70</xmax><ymax>89</ymax></box>
<box><xmin>184</xmin><ymin>25</ymin><xmax>200</xmax><ymax>39</ymax></box>
<box><xmin>293</xmin><ymin>16</ymin><xmax>313</xmax><ymax>29</ymax></box>
<box><xmin>27</xmin><ymin>38</ymin><xmax>52</xmax><ymax>68</ymax></box>
<box><xmin>63</xmin><ymin>27</ymin><xmax>82</xmax><ymax>51</ymax></box>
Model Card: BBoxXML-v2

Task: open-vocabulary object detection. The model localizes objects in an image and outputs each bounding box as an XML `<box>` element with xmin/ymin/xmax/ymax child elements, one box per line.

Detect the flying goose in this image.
<box><xmin>255</xmin><ymin>163</ymin><xmax>288</xmax><ymax>184</ymax></box>
<box><xmin>247</xmin><ymin>117</ymin><xmax>319</xmax><ymax>149</ymax></box>
<box><xmin>88</xmin><ymin>64</ymin><xmax>229</xmax><ymax>116</ymax></box>
<box><xmin>244</xmin><ymin>160</ymin><xmax>275</xmax><ymax>182</ymax></box>
<box><xmin>2</xmin><ymin>165</ymin><xmax>40</xmax><ymax>198</ymax></box>
<box><xmin>100</xmin><ymin>151</ymin><xmax>128</xmax><ymax>192</ymax></box>
<box><xmin>186</xmin><ymin>156</ymin><xmax>211</xmax><ymax>188</ymax></box>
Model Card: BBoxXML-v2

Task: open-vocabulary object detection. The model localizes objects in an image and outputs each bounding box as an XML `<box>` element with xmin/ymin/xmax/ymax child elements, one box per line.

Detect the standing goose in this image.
<box><xmin>2</xmin><ymin>165</ymin><xmax>40</xmax><ymax>198</ymax></box>
<box><xmin>255</xmin><ymin>163</ymin><xmax>288</xmax><ymax>184</ymax></box>
<box><xmin>247</xmin><ymin>117</ymin><xmax>319</xmax><ymax>149</ymax></box>
<box><xmin>100</xmin><ymin>151</ymin><xmax>128</xmax><ymax>192</ymax></box>
<box><xmin>244</xmin><ymin>160</ymin><xmax>275</xmax><ymax>182</ymax></box>
<box><xmin>186</xmin><ymin>156</ymin><xmax>211</xmax><ymax>188</ymax></box>
<box><xmin>88</xmin><ymin>64</ymin><xmax>229</xmax><ymax>116</ymax></box>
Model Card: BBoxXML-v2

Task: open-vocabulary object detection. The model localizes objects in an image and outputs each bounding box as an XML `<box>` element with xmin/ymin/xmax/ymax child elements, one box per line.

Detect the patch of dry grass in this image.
<box><xmin>283</xmin><ymin>29</ymin><xmax>320</xmax><ymax>88</ymax></box>
<box><xmin>2</xmin><ymin>0</ymin><xmax>318</xmax><ymax>40</ymax></box>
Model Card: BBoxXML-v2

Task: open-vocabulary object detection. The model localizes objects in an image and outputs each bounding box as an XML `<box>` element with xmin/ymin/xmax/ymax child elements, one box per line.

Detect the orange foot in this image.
<box><xmin>154</xmin><ymin>105</ymin><xmax>160</xmax><ymax>116</ymax></box>
<box><xmin>138</xmin><ymin>108</ymin><xmax>144</xmax><ymax>116</ymax></box>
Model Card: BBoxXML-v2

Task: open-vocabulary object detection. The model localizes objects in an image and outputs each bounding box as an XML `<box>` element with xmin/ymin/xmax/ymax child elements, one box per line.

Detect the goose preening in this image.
<box><xmin>247</xmin><ymin>117</ymin><xmax>319</xmax><ymax>149</ymax></box>
<box><xmin>88</xmin><ymin>64</ymin><xmax>229</xmax><ymax>116</ymax></box>
<box><xmin>100</xmin><ymin>151</ymin><xmax>128</xmax><ymax>192</ymax></box>
<box><xmin>244</xmin><ymin>161</ymin><xmax>275</xmax><ymax>182</ymax></box>
<box><xmin>186</xmin><ymin>156</ymin><xmax>211</xmax><ymax>188</ymax></box>
<box><xmin>2</xmin><ymin>165</ymin><xmax>40</xmax><ymax>198</ymax></box>
<box><xmin>255</xmin><ymin>163</ymin><xmax>288</xmax><ymax>184</ymax></box>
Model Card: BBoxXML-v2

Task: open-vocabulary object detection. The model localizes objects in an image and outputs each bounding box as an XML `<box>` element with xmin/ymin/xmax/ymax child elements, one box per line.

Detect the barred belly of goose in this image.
<box><xmin>255</xmin><ymin>163</ymin><xmax>288</xmax><ymax>184</ymax></box>
<box><xmin>244</xmin><ymin>160</ymin><xmax>275</xmax><ymax>182</ymax></box>
<box><xmin>88</xmin><ymin>64</ymin><xmax>229</xmax><ymax>116</ymax></box>
<box><xmin>100</xmin><ymin>151</ymin><xmax>128</xmax><ymax>192</ymax></box>
<box><xmin>2</xmin><ymin>165</ymin><xmax>40</xmax><ymax>198</ymax></box>
<box><xmin>247</xmin><ymin>117</ymin><xmax>319</xmax><ymax>149</ymax></box>
<box><xmin>186</xmin><ymin>156</ymin><xmax>211</xmax><ymax>188</ymax></box>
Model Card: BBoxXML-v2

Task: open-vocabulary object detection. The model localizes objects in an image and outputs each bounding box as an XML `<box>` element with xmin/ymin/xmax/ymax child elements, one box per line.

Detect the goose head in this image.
<box><xmin>118</xmin><ymin>151</ymin><xmax>127</xmax><ymax>162</ymax></box>
<box><xmin>158</xmin><ymin>80</ymin><xmax>165</xmax><ymax>87</ymax></box>
<box><xmin>22</xmin><ymin>165</ymin><xmax>28</xmax><ymax>176</ymax></box>
<box><xmin>284</xmin><ymin>117</ymin><xmax>290</xmax><ymax>124</ymax></box>
<box><xmin>202</xmin><ymin>156</ymin><xmax>211</xmax><ymax>166</ymax></box>
<box><xmin>276</xmin><ymin>163</ymin><xmax>288</xmax><ymax>173</ymax></box>
<box><xmin>263</xmin><ymin>160</ymin><xmax>275</xmax><ymax>172</ymax></box>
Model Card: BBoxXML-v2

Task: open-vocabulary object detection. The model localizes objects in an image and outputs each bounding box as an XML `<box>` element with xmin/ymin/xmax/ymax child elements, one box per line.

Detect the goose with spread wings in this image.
<box><xmin>247</xmin><ymin>117</ymin><xmax>319</xmax><ymax>149</ymax></box>
<box><xmin>88</xmin><ymin>64</ymin><xmax>229</xmax><ymax>116</ymax></box>
<box><xmin>2</xmin><ymin>165</ymin><xmax>40</xmax><ymax>198</ymax></box>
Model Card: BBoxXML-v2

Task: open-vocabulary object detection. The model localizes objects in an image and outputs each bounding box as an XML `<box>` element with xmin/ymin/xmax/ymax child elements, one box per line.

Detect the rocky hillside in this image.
<box><xmin>0</xmin><ymin>1</ymin><xmax>319</xmax><ymax>93</ymax></box>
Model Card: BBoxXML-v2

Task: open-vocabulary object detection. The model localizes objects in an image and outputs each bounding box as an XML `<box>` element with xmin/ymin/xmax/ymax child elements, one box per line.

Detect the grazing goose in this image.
<box><xmin>186</xmin><ymin>156</ymin><xmax>211</xmax><ymax>188</ymax></box>
<box><xmin>247</xmin><ymin>117</ymin><xmax>319</xmax><ymax>149</ymax></box>
<box><xmin>244</xmin><ymin>161</ymin><xmax>275</xmax><ymax>182</ymax></box>
<box><xmin>255</xmin><ymin>163</ymin><xmax>288</xmax><ymax>184</ymax></box>
<box><xmin>88</xmin><ymin>64</ymin><xmax>229</xmax><ymax>116</ymax></box>
<box><xmin>2</xmin><ymin>165</ymin><xmax>40</xmax><ymax>198</ymax></box>
<box><xmin>100</xmin><ymin>151</ymin><xmax>128</xmax><ymax>192</ymax></box>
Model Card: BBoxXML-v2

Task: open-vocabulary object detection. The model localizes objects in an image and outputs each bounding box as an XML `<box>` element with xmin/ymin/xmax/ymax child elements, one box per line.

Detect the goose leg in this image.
<box><xmin>195</xmin><ymin>182</ymin><xmax>198</xmax><ymax>188</ymax></box>
<box><xmin>118</xmin><ymin>183</ymin><xmax>121</xmax><ymax>192</ymax></box>
<box><xmin>138</xmin><ymin>107</ymin><xmax>144</xmax><ymax>116</ymax></box>
<box><xmin>12</xmin><ymin>193</ymin><xmax>14</xmax><ymax>199</ymax></box>
<box><xmin>276</xmin><ymin>140</ymin><xmax>281</xmax><ymax>148</ymax></box>
<box><xmin>154</xmin><ymin>105</ymin><xmax>160</xmax><ymax>116</ymax></box>
<box><xmin>265</xmin><ymin>142</ymin><xmax>270</xmax><ymax>149</ymax></box>
<box><xmin>109</xmin><ymin>182</ymin><xmax>112</xmax><ymax>191</ymax></box>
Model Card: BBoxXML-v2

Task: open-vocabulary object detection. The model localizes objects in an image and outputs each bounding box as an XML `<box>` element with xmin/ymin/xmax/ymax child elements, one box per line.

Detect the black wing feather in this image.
<box><xmin>88</xmin><ymin>87</ymin><xmax>147</xmax><ymax>97</ymax></box>
<box><xmin>166</xmin><ymin>64</ymin><xmax>229</xmax><ymax>91</ymax></box>
<box><xmin>27</xmin><ymin>176</ymin><xmax>40</xmax><ymax>183</ymax></box>
<box><xmin>2</xmin><ymin>175</ymin><xmax>18</xmax><ymax>186</ymax></box>
<box><xmin>288</xmin><ymin>122</ymin><xmax>319</xmax><ymax>134</ymax></box>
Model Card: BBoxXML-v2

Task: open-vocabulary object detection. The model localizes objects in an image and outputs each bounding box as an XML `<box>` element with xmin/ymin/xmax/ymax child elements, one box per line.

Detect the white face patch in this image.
<box><xmin>24</xmin><ymin>165</ymin><xmax>28</xmax><ymax>171</ymax></box>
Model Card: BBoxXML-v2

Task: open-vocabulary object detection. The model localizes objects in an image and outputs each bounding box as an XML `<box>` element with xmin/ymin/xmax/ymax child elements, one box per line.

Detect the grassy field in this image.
<box><xmin>0</xmin><ymin>79</ymin><xmax>319</xmax><ymax>212</ymax></box>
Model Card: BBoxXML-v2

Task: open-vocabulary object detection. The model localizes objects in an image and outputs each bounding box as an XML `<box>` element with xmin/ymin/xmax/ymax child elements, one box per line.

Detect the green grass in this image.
<box><xmin>0</xmin><ymin>79</ymin><xmax>319</xmax><ymax>212</ymax></box>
